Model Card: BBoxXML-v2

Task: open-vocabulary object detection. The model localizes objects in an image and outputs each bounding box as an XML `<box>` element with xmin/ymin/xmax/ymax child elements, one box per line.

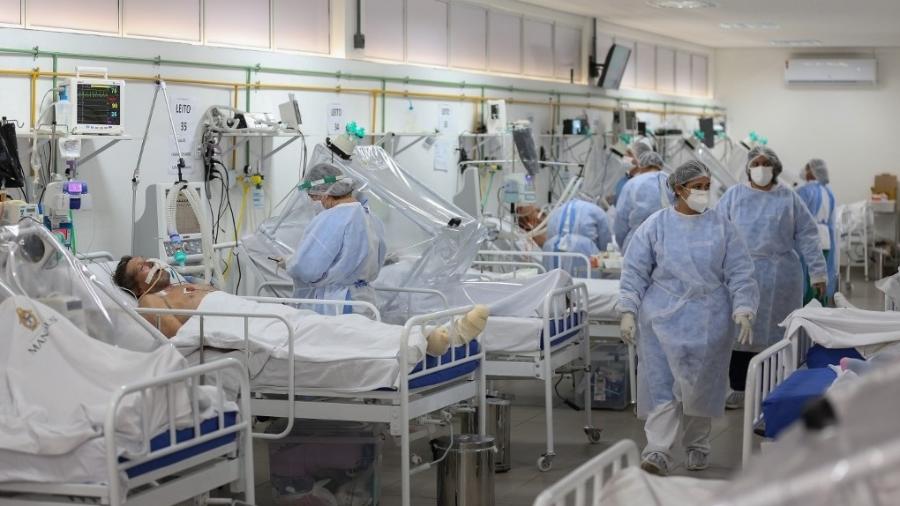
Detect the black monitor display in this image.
<box><xmin>598</xmin><ymin>44</ymin><xmax>632</xmax><ymax>90</ymax></box>
<box><xmin>699</xmin><ymin>117</ymin><xmax>715</xmax><ymax>149</ymax></box>
<box><xmin>77</xmin><ymin>83</ymin><xmax>121</xmax><ymax>126</ymax></box>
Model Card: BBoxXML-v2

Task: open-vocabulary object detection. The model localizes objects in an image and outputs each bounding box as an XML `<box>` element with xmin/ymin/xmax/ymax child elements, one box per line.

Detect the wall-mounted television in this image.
<box><xmin>598</xmin><ymin>44</ymin><xmax>632</xmax><ymax>90</ymax></box>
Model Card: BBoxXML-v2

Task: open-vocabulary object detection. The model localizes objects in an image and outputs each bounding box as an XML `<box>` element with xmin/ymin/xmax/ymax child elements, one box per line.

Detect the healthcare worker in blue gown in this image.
<box><xmin>542</xmin><ymin>196</ymin><xmax>612</xmax><ymax>278</ymax></box>
<box><xmin>618</xmin><ymin>160</ymin><xmax>758</xmax><ymax>476</ymax></box>
<box><xmin>716</xmin><ymin>146</ymin><xmax>827</xmax><ymax>409</ymax></box>
<box><xmin>796</xmin><ymin>158</ymin><xmax>837</xmax><ymax>303</ymax></box>
<box><xmin>614</xmin><ymin>151</ymin><xmax>674</xmax><ymax>253</ymax></box>
<box><xmin>286</xmin><ymin>162</ymin><xmax>387</xmax><ymax>315</ymax></box>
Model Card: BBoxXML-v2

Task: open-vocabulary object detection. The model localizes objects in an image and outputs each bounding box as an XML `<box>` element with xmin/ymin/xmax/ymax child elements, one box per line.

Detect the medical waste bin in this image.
<box><xmin>432</xmin><ymin>434</ymin><xmax>496</xmax><ymax>506</ymax></box>
<box><xmin>460</xmin><ymin>395</ymin><xmax>512</xmax><ymax>472</ymax></box>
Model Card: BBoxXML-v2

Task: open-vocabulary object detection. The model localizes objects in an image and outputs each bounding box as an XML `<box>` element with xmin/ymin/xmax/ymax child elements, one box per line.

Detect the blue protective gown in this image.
<box><xmin>716</xmin><ymin>183</ymin><xmax>827</xmax><ymax>352</ymax></box>
<box><xmin>287</xmin><ymin>202</ymin><xmax>387</xmax><ymax>315</ymax></box>
<box><xmin>614</xmin><ymin>171</ymin><xmax>674</xmax><ymax>252</ymax></box>
<box><xmin>542</xmin><ymin>198</ymin><xmax>612</xmax><ymax>278</ymax></box>
<box><xmin>797</xmin><ymin>181</ymin><xmax>837</xmax><ymax>298</ymax></box>
<box><xmin>618</xmin><ymin>207</ymin><xmax>759</xmax><ymax>418</ymax></box>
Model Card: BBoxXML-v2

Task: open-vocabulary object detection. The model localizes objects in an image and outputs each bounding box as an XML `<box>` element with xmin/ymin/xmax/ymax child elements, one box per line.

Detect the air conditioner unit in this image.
<box><xmin>784</xmin><ymin>58</ymin><xmax>877</xmax><ymax>84</ymax></box>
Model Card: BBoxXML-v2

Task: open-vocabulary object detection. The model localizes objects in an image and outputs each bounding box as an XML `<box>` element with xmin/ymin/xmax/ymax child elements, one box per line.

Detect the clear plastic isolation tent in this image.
<box><xmin>0</xmin><ymin>222</ymin><xmax>165</xmax><ymax>352</ymax></box>
<box><xmin>239</xmin><ymin>144</ymin><xmax>488</xmax><ymax>314</ymax></box>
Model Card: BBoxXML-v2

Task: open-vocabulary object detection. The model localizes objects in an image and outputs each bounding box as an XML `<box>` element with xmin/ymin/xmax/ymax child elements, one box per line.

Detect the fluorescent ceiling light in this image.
<box><xmin>720</xmin><ymin>21</ymin><xmax>780</xmax><ymax>30</ymax></box>
<box><xmin>647</xmin><ymin>0</ymin><xmax>717</xmax><ymax>9</ymax></box>
<box><xmin>770</xmin><ymin>39</ymin><xmax>823</xmax><ymax>47</ymax></box>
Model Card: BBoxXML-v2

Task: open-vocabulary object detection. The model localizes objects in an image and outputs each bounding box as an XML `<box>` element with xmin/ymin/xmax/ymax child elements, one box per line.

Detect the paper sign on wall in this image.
<box><xmin>169</xmin><ymin>97</ymin><xmax>198</xmax><ymax>177</ymax></box>
<box><xmin>437</xmin><ymin>103</ymin><xmax>453</xmax><ymax>132</ymax></box>
<box><xmin>433</xmin><ymin>138</ymin><xmax>451</xmax><ymax>173</ymax></box>
<box><xmin>327</xmin><ymin>102</ymin><xmax>345</xmax><ymax>135</ymax></box>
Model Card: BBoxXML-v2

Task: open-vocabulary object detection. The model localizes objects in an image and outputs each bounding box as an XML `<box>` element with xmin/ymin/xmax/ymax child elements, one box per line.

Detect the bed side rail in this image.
<box><xmin>532</xmin><ymin>440</ymin><xmax>640</xmax><ymax>506</ymax></box>
<box><xmin>76</xmin><ymin>251</ymin><xmax>116</xmax><ymax>262</ymax></box>
<box><xmin>104</xmin><ymin>357</ymin><xmax>253</xmax><ymax>504</ymax></box>
<box><xmin>540</xmin><ymin>282</ymin><xmax>591</xmax><ymax>354</ymax></box>
<box><xmin>136</xmin><ymin>307</ymin><xmax>296</xmax><ymax>441</ymax></box>
<box><xmin>469</xmin><ymin>260</ymin><xmax>547</xmax><ymax>278</ymax></box>
<box><xmin>372</xmin><ymin>284</ymin><xmax>451</xmax><ymax>321</ymax></box>
<box><xmin>742</xmin><ymin>337</ymin><xmax>798</xmax><ymax>466</ymax></box>
<box><xmin>477</xmin><ymin>250</ymin><xmax>594</xmax><ymax>279</ymax></box>
<box><xmin>256</xmin><ymin>280</ymin><xmax>293</xmax><ymax>297</ymax></box>
<box><xmin>400</xmin><ymin>305</ymin><xmax>487</xmax><ymax>388</ymax></box>
<box><xmin>245</xmin><ymin>295</ymin><xmax>381</xmax><ymax>321</ymax></box>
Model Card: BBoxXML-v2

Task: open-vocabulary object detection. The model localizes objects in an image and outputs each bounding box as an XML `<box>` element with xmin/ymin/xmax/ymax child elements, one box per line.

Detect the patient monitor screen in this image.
<box><xmin>77</xmin><ymin>83</ymin><xmax>121</xmax><ymax>126</ymax></box>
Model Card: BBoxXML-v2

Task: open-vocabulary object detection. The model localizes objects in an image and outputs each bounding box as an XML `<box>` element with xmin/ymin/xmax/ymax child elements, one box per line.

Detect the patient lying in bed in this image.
<box><xmin>113</xmin><ymin>256</ymin><xmax>487</xmax><ymax>357</ymax></box>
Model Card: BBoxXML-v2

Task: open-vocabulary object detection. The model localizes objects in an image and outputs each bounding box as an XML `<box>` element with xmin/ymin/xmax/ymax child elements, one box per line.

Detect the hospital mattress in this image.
<box><xmin>186</xmin><ymin>342</ymin><xmax>481</xmax><ymax>393</ymax></box>
<box><xmin>805</xmin><ymin>344</ymin><xmax>863</xmax><ymax>369</ymax></box>
<box><xmin>761</xmin><ymin>368</ymin><xmax>836</xmax><ymax>438</ymax></box>
<box><xmin>580</xmin><ymin>278</ymin><xmax>620</xmax><ymax>320</ymax></box>
<box><xmin>483</xmin><ymin>312</ymin><xmax>585</xmax><ymax>354</ymax></box>
<box><xmin>0</xmin><ymin>412</ymin><xmax>237</xmax><ymax>485</ymax></box>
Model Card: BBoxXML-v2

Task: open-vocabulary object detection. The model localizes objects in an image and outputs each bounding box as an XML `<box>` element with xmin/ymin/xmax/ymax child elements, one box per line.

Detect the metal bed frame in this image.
<box><xmin>475</xmin><ymin>250</ymin><xmax>636</xmax><ymax>405</ymax></box>
<box><xmin>741</xmin><ymin>330</ymin><xmax>813</xmax><ymax>466</ymax></box>
<box><xmin>532</xmin><ymin>439</ymin><xmax>640</xmax><ymax>506</ymax></box>
<box><xmin>0</xmin><ymin>358</ymin><xmax>254</xmax><ymax>506</ymax></box>
<box><xmin>138</xmin><ymin>297</ymin><xmax>487</xmax><ymax>506</ymax></box>
<box><xmin>362</xmin><ymin>276</ymin><xmax>605</xmax><ymax>471</ymax></box>
<box><xmin>482</xmin><ymin>282</ymin><xmax>601</xmax><ymax>471</ymax></box>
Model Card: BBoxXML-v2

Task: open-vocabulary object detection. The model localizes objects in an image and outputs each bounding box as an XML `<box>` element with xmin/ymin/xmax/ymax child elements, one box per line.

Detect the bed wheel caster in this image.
<box><xmin>584</xmin><ymin>427</ymin><xmax>602</xmax><ymax>444</ymax></box>
<box><xmin>537</xmin><ymin>453</ymin><xmax>555</xmax><ymax>472</ymax></box>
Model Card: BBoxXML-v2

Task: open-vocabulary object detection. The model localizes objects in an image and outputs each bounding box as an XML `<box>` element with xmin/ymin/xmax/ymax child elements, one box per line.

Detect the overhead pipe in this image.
<box><xmin>0</xmin><ymin>45</ymin><xmax>726</xmax><ymax>113</ymax></box>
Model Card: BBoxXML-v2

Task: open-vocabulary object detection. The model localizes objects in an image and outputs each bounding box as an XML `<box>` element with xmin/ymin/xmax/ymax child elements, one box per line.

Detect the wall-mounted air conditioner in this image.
<box><xmin>784</xmin><ymin>58</ymin><xmax>877</xmax><ymax>84</ymax></box>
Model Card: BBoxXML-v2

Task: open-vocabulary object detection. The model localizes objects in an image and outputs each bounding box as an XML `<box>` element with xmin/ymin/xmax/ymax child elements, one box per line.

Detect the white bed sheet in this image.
<box><xmin>781</xmin><ymin>305</ymin><xmax>900</xmax><ymax>351</ymax></box>
<box><xmin>581</xmin><ymin>278</ymin><xmax>620</xmax><ymax>321</ymax></box>
<box><xmin>172</xmin><ymin>292</ymin><xmax>430</xmax><ymax>392</ymax></box>
<box><xmin>0</xmin><ymin>404</ymin><xmax>236</xmax><ymax>485</ymax></box>
<box><xmin>599</xmin><ymin>467</ymin><xmax>725</xmax><ymax>506</ymax></box>
<box><xmin>184</xmin><ymin>347</ymin><xmax>405</xmax><ymax>394</ymax></box>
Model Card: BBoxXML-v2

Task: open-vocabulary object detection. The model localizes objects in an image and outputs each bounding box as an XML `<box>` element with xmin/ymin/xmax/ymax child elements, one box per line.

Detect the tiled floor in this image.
<box><xmin>247</xmin><ymin>275</ymin><xmax>883</xmax><ymax>506</ymax></box>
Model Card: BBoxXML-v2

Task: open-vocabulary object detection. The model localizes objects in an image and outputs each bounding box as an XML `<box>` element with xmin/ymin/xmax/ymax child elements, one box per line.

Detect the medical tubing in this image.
<box><xmin>528</xmin><ymin>176</ymin><xmax>582</xmax><ymax>238</ymax></box>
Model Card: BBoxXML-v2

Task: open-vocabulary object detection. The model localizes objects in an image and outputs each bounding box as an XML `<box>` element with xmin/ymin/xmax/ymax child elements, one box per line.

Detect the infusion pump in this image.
<box><xmin>134</xmin><ymin>183</ymin><xmax>210</xmax><ymax>275</ymax></box>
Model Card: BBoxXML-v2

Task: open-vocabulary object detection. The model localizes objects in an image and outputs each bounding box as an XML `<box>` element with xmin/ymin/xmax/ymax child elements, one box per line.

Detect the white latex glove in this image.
<box><xmin>620</xmin><ymin>312</ymin><xmax>636</xmax><ymax>346</ymax></box>
<box><xmin>734</xmin><ymin>314</ymin><xmax>753</xmax><ymax>346</ymax></box>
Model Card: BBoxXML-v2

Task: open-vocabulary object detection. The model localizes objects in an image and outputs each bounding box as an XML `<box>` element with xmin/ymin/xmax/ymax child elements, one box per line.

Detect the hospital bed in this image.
<box><xmin>532</xmin><ymin>439</ymin><xmax>725</xmax><ymax>506</ymax></box>
<box><xmin>375</xmin><ymin>279</ymin><xmax>603</xmax><ymax>471</ymax></box>
<box><xmin>473</xmin><ymin>250</ymin><xmax>637</xmax><ymax>406</ymax></box>
<box><xmin>741</xmin><ymin>319</ymin><xmax>867</xmax><ymax>465</ymax></box>
<box><xmin>0</xmin><ymin>358</ymin><xmax>254</xmax><ymax>506</ymax></box>
<box><xmin>137</xmin><ymin>298</ymin><xmax>487</xmax><ymax>506</ymax></box>
<box><xmin>538</xmin><ymin>360</ymin><xmax>900</xmax><ymax>506</ymax></box>
<box><xmin>209</xmin><ymin>275</ymin><xmax>593</xmax><ymax>472</ymax></box>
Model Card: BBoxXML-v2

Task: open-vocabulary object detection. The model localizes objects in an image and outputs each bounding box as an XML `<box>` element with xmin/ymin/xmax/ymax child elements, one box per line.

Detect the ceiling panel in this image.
<box><xmin>519</xmin><ymin>0</ymin><xmax>900</xmax><ymax>48</ymax></box>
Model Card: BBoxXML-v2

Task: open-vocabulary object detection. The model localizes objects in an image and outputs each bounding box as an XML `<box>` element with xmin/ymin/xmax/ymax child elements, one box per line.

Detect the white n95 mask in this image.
<box><xmin>685</xmin><ymin>190</ymin><xmax>710</xmax><ymax>213</ymax></box>
<box><xmin>750</xmin><ymin>165</ymin><xmax>774</xmax><ymax>186</ymax></box>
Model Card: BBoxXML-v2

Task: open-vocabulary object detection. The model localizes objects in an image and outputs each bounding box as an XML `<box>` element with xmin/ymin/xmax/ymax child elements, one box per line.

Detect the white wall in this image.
<box><xmin>715</xmin><ymin>48</ymin><xmax>897</xmax><ymax>204</ymax></box>
<box><xmin>0</xmin><ymin>26</ymin><xmax>714</xmax><ymax>260</ymax></box>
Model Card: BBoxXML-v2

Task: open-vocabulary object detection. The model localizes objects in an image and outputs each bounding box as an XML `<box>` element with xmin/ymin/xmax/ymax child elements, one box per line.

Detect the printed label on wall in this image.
<box><xmin>169</xmin><ymin>97</ymin><xmax>198</xmax><ymax>177</ymax></box>
<box><xmin>433</xmin><ymin>138</ymin><xmax>451</xmax><ymax>172</ymax></box>
<box><xmin>327</xmin><ymin>102</ymin><xmax>344</xmax><ymax>135</ymax></box>
<box><xmin>437</xmin><ymin>103</ymin><xmax>453</xmax><ymax>132</ymax></box>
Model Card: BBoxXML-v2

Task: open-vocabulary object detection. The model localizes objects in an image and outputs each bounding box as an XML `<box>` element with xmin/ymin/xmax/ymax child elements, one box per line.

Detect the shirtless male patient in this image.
<box><xmin>112</xmin><ymin>256</ymin><xmax>489</xmax><ymax>356</ymax></box>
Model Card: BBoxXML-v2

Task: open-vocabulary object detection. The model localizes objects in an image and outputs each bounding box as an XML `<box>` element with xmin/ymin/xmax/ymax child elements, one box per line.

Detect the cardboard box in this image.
<box><xmin>872</xmin><ymin>173</ymin><xmax>898</xmax><ymax>201</ymax></box>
